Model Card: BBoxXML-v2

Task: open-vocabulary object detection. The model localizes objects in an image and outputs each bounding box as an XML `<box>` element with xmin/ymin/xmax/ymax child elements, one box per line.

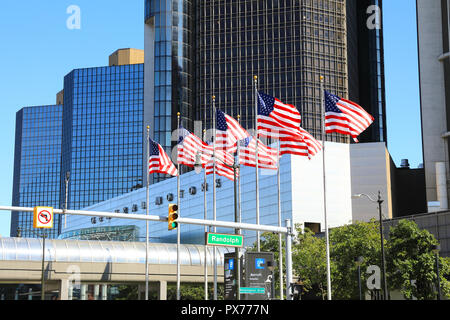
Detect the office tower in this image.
<box><xmin>417</xmin><ymin>0</ymin><xmax>450</xmax><ymax>210</ymax></box>
<box><xmin>11</xmin><ymin>105</ymin><xmax>63</xmax><ymax>238</ymax></box>
<box><xmin>144</xmin><ymin>1</ymin><xmax>196</xmax><ymax>183</ymax></box>
<box><xmin>60</xmin><ymin>50</ymin><xmax>145</xmax><ymax>211</ymax></box>
<box><xmin>144</xmin><ymin>0</ymin><xmax>387</xmax><ymax>155</ymax></box>
<box><xmin>347</xmin><ymin>0</ymin><xmax>387</xmax><ymax>143</ymax></box>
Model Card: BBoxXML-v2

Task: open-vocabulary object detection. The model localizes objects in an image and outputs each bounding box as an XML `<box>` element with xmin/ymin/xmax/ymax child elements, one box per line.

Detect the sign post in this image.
<box><xmin>205</xmin><ymin>232</ymin><xmax>244</xmax><ymax>248</ymax></box>
<box><xmin>33</xmin><ymin>206</ymin><xmax>53</xmax><ymax>300</ymax></box>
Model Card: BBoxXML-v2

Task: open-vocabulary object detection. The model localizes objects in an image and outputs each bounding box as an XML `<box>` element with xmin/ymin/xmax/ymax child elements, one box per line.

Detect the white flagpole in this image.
<box><xmin>212</xmin><ymin>95</ymin><xmax>218</xmax><ymax>300</ymax></box>
<box><xmin>176</xmin><ymin>113</ymin><xmax>181</xmax><ymax>300</ymax></box>
<box><xmin>277</xmin><ymin>139</ymin><xmax>284</xmax><ymax>300</ymax></box>
<box><xmin>203</xmin><ymin>128</ymin><xmax>208</xmax><ymax>301</ymax></box>
<box><xmin>145</xmin><ymin>125</ymin><xmax>150</xmax><ymax>301</ymax></box>
<box><xmin>320</xmin><ymin>76</ymin><xmax>332</xmax><ymax>300</ymax></box>
<box><xmin>254</xmin><ymin>75</ymin><xmax>260</xmax><ymax>251</ymax></box>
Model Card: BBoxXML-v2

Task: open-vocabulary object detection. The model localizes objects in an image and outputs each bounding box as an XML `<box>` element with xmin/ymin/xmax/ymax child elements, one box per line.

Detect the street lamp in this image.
<box><xmin>354</xmin><ymin>256</ymin><xmax>364</xmax><ymax>300</ymax></box>
<box><xmin>432</xmin><ymin>244</ymin><xmax>442</xmax><ymax>300</ymax></box>
<box><xmin>352</xmin><ymin>191</ymin><xmax>388</xmax><ymax>300</ymax></box>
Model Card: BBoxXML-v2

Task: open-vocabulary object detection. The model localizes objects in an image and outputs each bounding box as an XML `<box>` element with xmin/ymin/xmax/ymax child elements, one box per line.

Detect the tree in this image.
<box><xmin>292</xmin><ymin>225</ymin><xmax>328</xmax><ymax>299</ymax></box>
<box><xmin>386</xmin><ymin>219</ymin><xmax>450</xmax><ymax>300</ymax></box>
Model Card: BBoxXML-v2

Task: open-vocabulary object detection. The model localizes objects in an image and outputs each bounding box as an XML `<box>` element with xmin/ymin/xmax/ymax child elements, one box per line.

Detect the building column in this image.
<box><xmin>158</xmin><ymin>280</ymin><xmax>167</xmax><ymax>300</ymax></box>
<box><xmin>101</xmin><ymin>284</ymin><xmax>108</xmax><ymax>300</ymax></box>
<box><xmin>80</xmin><ymin>284</ymin><xmax>87</xmax><ymax>300</ymax></box>
<box><xmin>94</xmin><ymin>285</ymin><xmax>100</xmax><ymax>300</ymax></box>
<box><xmin>59</xmin><ymin>279</ymin><xmax>69</xmax><ymax>301</ymax></box>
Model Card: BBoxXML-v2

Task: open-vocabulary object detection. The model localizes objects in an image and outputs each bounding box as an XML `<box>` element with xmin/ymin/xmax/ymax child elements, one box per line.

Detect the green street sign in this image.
<box><xmin>205</xmin><ymin>232</ymin><xmax>244</xmax><ymax>248</ymax></box>
<box><xmin>240</xmin><ymin>287</ymin><xmax>266</xmax><ymax>294</ymax></box>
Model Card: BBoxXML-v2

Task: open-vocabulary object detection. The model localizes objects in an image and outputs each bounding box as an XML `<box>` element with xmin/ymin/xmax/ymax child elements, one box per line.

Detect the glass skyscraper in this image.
<box><xmin>145</xmin><ymin>0</ymin><xmax>386</xmax><ymax>148</ymax></box>
<box><xmin>11</xmin><ymin>105</ymin><xmax>63</xmax><ymax>238</ymax></box>
<box><xmin>61</xmin><ymin>63</ymin><xmax>145</xmax><ymax>210</ymax></box>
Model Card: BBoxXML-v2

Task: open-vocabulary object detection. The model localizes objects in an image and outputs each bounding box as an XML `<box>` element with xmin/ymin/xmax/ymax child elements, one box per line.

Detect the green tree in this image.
<box><xmin>292</xmin><ymin>225</ymin><xmax>328</xmax><ymax>299</ymax></box>
<box><xmin>386</xmin><ymin>219</ymin><xmax>450</xmax><ymax>300</ymax></box>
<box><xmin>330</xmin><ymin>219</ymin><xmax>381</xmax><ymax>300</ymax></box>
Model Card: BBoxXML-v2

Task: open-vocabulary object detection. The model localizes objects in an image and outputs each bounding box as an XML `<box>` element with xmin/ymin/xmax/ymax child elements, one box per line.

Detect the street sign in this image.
<box><xmin>240</xmin><ymin>287</ymin><xmax>266</xmax><ymax>294</ymax></box>
<box><xmin>33</xmin><ymin>207</ymin><xmax>54</xmax><ymax>229</ymax></box>
<box><xmin>205</xmin><ymin>232</ymin><xmax>243</xmax><ymax>247</ymax></box>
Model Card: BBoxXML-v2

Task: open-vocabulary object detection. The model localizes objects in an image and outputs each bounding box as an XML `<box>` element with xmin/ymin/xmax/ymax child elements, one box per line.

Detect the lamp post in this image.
<box><xmin>352</xmin><ymin>191</ymin><xmax>388</xmax><ymax>300</ymax></box>
<box><xmin>355</xmin><ymin>256</ymin><xmax>364</xmax><ymax>300</ymax></box>
<box><xmin>432</xmin><ymin>244</ymin><xmax>442</xmax><ymax>300</ymax></box>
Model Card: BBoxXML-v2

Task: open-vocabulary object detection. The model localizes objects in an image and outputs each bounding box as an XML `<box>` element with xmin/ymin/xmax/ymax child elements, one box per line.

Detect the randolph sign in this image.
<box><xmin>205</xmin><ymin>232</ymin><xmax>244</xmax><ymax>248</ymax></box>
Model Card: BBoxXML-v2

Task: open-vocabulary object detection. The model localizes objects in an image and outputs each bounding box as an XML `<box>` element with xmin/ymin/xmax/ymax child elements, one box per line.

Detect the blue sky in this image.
<box><xmin>0</xmin><ymin>1</ymin><xmax>422</xmax><ymax>237</ymax></box>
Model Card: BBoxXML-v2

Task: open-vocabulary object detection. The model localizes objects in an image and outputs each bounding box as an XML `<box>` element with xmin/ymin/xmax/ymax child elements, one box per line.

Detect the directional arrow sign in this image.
<box><xmin>205</xmin><ymin>232</ymin><xmax>244</xmax><ymax>248</ymax></box>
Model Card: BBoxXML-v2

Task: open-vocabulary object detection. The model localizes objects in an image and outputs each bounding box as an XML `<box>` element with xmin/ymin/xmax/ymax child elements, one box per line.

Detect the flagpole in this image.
<box><xmin>236</xmin><ymin>115</ymin><xmax>242</xmax><ymax>301</ymax></box>
<box><xmin>277</xmin><ymin>139</ymin><xmax>284</xmax><ymax>300</ymax></box>
<box><xmin>212</xmin><ymin>95</ymin><xmax>218</xmax><ymax>300</ymax></box>
<box><xmin>254</xmin><ymin>75</ymin><xmax>260</xmax><ymax>252</ymax></box>
<box><xmin>320</xmin><ymin>76</ymin><xmax>332</xmax><ymax>300</ymax></box>
<box><xmin>203</xmin><ymin>128</ymin><xmax>208</xmax><ymax>301</ymax></box>
<box><xmin>145</xmin><ymin>125</ymin><xmax>150</xmax><ymax>301</ymax></box>
<box><xmin>176</xmin><ymin>113</ymin><xmax>181</xmax><ymax>301</ymax></box>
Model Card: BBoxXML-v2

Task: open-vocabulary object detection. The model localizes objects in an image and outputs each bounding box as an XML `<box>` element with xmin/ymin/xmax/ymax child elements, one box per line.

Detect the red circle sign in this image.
<box><xmin>38</xmin><ymin>210</ymin><xmax>51</xmax><ymax>225</ymax></box>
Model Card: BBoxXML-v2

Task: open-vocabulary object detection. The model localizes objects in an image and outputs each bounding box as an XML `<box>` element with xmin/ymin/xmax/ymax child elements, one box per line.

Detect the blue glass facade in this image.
<box><xmin>145</xmin><ymin>0</ymin><xmax>195</xmax><ymax>183</ymax></box>
<box><xmin>61</xmin><ymin>64</ymin><xmax>145</xmax><ymax>210</ymax></box>
<box><xmin>11</xmin><ymin>105</ymin><xmax>63</xmax><ymax>238</ymax></box>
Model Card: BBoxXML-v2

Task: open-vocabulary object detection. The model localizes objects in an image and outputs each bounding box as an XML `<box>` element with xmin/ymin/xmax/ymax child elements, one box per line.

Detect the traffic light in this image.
<box><xmin>168</xmin><ymin>203</ymin><xmax>179</xmax><ymax>230</ymax></box>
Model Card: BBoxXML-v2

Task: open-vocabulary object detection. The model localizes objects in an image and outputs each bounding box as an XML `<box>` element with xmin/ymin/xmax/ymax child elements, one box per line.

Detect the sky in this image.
<box><xmin>0</xmin><ymin>0</ymin><xmax>422</xmax><ymax>237</ymax></box>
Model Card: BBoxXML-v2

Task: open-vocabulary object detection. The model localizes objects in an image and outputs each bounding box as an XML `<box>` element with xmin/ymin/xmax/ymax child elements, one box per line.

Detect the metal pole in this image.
<box><xmin>64</xmin><ymin>172</ymin><xmax>70</xmax><ymax>229</ymax></box>
<box><xmin>377</xmin><ymin>191</ymin><xmax>388</xmax><ymax>300</ymax></box>
<box><xmin>41</xmin><ymin>230</ymin><xmax>46</xmax><ymax>300</ymax></box>
<box><xmin>236</xmin><ymin>115</ymin><xmax>242</xmax><ymax>301</ymax></box>
<box><xmin>145</xmin><ymin>125</ymin><xmax>150</xmax><ymax>300</ymax></box>
<box><xmin>203</xmin><ymin>129</ymin><xmax>208</xmax><ymax>301</ymax></box>
<box><xmin>358</xmin><ymin>264</ymin><xmax>362</xmax><ymax>300</ymax></box>
<box><xmin>176</xmin><ymin>113</ymin><xmax>181</xmax><ymax>301</ymax></box>
<box><xmin>277</xmin><ymin>139</ymin><xmax>284</xmax><ymax>300</ymax></box>
<box><xmin>436</xmin><ymin>252</ymin><xmax>442</xmax><ymax>300</ymax></box>
<box><xmin>254</xmin><ymin>75</ymin><xmax>261</xmax><ymax>251</ymax></box>
<box><xmin>233</xmin><ymin>162</ymin><xmax>240</xmax><ymax>300</ymax></box>
<box><xmin>320</xmin><ymin>76</ymin><xmax>332</xmax><ymax>300</ymax></box>
<box><xmin>212</xmin><ymin>95</ymin><xmax>218</xmax><ymax>300</ymax></box>
<box><xmin>285</xmin><ymin>219</ymin><xmax>293</xmax><ymax>300</ymax></box>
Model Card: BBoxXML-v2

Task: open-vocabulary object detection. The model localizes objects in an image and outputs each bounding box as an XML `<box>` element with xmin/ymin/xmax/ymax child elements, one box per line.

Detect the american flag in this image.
<box><xmin>238</xmin><ymin>136</ymin><xmax>278</xmax><ymax>170</ymax></box>
<box><xmin>215</xmin><ymin>110</ymin><xmax>250</xmax><ymax>151</ymax></box>
<box><xmin>324</xmin><ymin>91</ymin><xmax>374</xmax><ymax>142</ymax></box>
<box><xmin>257</xmin><ymin>92</ymin><xmax>303</xmax><ymax>139</ymax></box>
<box><xmin>205</xmin><ymin>148</ymin><xmax>237</xmax><ymax>181</ymax></box>
<box><xmin>177</xmin><ymin>127</ymin><xmax>212</xmax><ymax>167</ymax></box>
<box><xmin>149</xmin><ymin>138</ymin><xmax>178</xmax><ymax>176</ymax></box>
<box><xmin>280</xmin><ymin>127</ymin><xmax>322</xmax><ymax>159</ymax></box>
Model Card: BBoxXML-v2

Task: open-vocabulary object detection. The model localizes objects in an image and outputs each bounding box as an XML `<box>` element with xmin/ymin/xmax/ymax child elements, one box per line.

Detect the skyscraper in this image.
<box><xmin>11</xmin><ymin>105</ymin><xmax>63</xmax><ymax>238</ymax></box>
<box><xmin>144</xmin><ymin>0</ymin><xmax>387</xmax><ymax>154</ymax></box>
<box><xmin>417</xmin><ymin>0</ymin><xmax>450</xmax><ymax>210</ymax></box>
<box><xmin>60</xmin><ymin>52</ymin><xmax>145</xmax><ymax>211</ymax></box>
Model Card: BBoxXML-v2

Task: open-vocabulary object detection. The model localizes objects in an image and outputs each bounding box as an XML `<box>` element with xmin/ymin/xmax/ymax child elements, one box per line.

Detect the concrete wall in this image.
<box><xmin>417</xmin><ymin>0</ymin><xmax>449</xmax><ymax>206</ymax></box>
<box><xmin>350</xmin><ymin>142</ymin><xmax>392</xmax><ymax>222</ymax></box>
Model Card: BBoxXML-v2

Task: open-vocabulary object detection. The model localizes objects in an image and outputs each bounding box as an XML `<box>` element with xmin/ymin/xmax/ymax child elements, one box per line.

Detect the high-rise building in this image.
<box><xmin>60</xmin><ymin>51</ymin><xmax>145</xmax><ymax>211</ymax></box>
<box><xmin>417</xmin><ymin>0</ymin><xmax>450</xmax><ymax>211</ymax></box>
<box><xmin>11</xmin><ymin>105</ymin><xmax>63</xmax><ymax>238</ymax></box>
<box><xmin>144</xmin><ymin>0</ymin><xmax>387</xmax><ymax>157</ymax></box>
<box><xmin>11</xmin><ymin>50</ymin><xmax>146</xmax><ymax>238</ymax></box>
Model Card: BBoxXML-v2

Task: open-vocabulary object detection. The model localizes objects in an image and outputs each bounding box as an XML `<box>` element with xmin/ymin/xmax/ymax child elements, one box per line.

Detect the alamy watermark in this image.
<box><xmin>66</xmin><ymin>5</ymin><xmax>81</xmax><ymax>30</ymax></box>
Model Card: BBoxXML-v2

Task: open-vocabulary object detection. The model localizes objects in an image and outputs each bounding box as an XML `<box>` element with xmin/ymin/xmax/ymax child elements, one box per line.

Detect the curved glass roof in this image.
<box><xmin>0</xmin><ymin>237</ymin><xmax>234</xmax><ymax>266</ymax></box>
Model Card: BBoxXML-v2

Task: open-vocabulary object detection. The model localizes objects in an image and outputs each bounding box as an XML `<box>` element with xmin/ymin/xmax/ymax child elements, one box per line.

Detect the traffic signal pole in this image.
<box><xmin>0</xmin><ymin>205</ymin><xmax>293</xmax><ymax>299</ymax></box>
